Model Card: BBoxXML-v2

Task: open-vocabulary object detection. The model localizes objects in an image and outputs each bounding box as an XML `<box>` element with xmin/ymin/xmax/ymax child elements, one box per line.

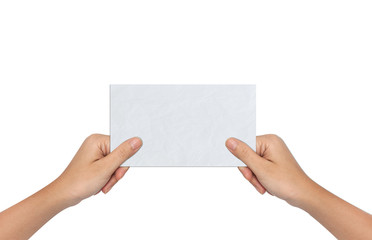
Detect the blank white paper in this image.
<box><xmin>110</xmin><ymin>84</ymin><xmax>255</xmax><ymax>166</ymax></box>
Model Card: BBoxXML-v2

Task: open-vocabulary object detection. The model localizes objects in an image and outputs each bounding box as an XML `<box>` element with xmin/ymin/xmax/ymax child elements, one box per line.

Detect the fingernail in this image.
<box><xmin>130</xmin><ymin>137</ymin><xmax>142</xmax><ymax>150</ymax></box>
<box><xmin>226</xmin><ymin>138</ymin><xmax>238</xmax><ymax>151</ymax></box>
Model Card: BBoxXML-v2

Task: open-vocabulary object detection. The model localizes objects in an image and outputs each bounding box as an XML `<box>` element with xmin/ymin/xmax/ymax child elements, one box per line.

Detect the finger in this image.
<box><xmin>102</xmin><ymin>176</ymin><xmax>117</xmax><ymax>194</ymax></box>
<box><xmin>115</xmin><ymin>166</ymin><xmax>130</xmax><ymax>179</ymax></box>
<box><xmin>102</xmin><ymin>167</ymin><xmax>128</xmax><ymax>194</ymax></box>
<box><xmin>238</xmin><ymin>167</ymin><xmax>266</xmax><ymax>193</ymax></box>
<box><xmin>102</xmin><ymin>167</ymin><xmax>130</xmax><ymax>194</ymax></box>
<box><xmin>238</xmin><ymin>167</ymin><xmax>266</xmax><ymax>194</ymax></box>
<box><xmin>226</xmin><ymin>137</ymin><xmax>267</xmax><ymax>173</ymax></box>
<box><xmin>250</xmin><ymin>174</ymin><xmax>266</xmax><ymax>194</ymax></box>
<box><xmin>103</xmin><ymin>137</ymin><xmax>142</xmax><ymax>172</ymax></box>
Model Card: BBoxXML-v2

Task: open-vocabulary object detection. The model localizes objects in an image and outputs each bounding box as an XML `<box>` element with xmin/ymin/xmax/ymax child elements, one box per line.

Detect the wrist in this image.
<box><xmin>47</xmin><ymin>178</ymin><xmax>81</xmax><ymax>208</ymax></box>
<box><xmin>286</xmin><ymin>177</ymin><xmax>321</xmax><ymax>209</ymax></box>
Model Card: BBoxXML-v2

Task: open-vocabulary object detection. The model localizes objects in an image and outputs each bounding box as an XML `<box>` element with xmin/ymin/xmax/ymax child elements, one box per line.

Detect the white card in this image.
<box><xmin>110</xmin><ymin>84</ymin><xmax>255</xmax><ymax>166</ymax></box>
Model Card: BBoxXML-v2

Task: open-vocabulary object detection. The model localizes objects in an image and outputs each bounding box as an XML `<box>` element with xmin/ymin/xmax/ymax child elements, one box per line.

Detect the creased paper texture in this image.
<box><xmin>110</xmin><ymin>85</ymin><xmax>256</xmax><ymax>166</ymax></box>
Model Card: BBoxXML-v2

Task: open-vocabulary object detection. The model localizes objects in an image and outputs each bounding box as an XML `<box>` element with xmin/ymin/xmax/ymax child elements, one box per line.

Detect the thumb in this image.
<box><xmin>225</xmin><ymin>137</ymin><xmax>266</xmax><ymax>173</ymax></box>
<box><xmin>103</xmin><ymin>137</ymin><xmax>142</xmax><ymax>171</ymax></box>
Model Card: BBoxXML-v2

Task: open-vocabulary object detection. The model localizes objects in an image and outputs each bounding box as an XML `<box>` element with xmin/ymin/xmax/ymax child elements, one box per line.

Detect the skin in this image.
<box><xmin>0</xmin><ymin>133</ymin><xmax>371</xmax><ymax>239</ymax></box>
<box><xmin>226</xmin><ymin>134</ymin><xmax>372</xmax><ymax>240</ymax></box>
<box><xmin>0</xmin><ymin>134</ymin><xmax>142</xmax><ymax>240</ymax></box>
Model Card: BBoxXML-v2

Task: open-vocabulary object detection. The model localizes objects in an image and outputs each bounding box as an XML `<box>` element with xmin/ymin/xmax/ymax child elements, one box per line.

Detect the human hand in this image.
<box><xmin>226</xmin><ymin>134</ymin><xmax>313</xmax><ymax>207</ymax></box>
<box><xmin>53</xmin><ymin>134</ymin><xmax>142</xmax><ymax>206</ymax></box>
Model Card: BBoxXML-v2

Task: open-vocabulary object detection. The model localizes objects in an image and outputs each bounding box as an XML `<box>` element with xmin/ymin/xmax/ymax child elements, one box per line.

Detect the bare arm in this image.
<box><xmin>298</xmin><ymin>179</ymin><xmax>372</xmax><ymax>240</ymax></box>
<box><xmin>226</xmin><ymin>134</ymin><xmax>372</xmax><ymax>240</ymax></box>
<box><xmin>0</xmin><ymin>134</ymin><xmax>142</xmax><ymax>240</ymax></box>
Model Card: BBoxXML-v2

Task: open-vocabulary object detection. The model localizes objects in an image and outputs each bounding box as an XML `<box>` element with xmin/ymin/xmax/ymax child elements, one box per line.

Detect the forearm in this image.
<box><xmin>295</xmin><ymin>180</ymin><xmax>372</xmax><ymax>240</ymax></box>
<box><xmin>0</xmin><ymin>180</ymin><xmax>72</xmax><ymax>240</ymax></box>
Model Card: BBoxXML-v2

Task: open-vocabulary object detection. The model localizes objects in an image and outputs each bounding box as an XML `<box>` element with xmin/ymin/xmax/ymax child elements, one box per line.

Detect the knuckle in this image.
<box><xmin>86</xmin><ymin>134</ymin><xmax>100</xmax><ymax>142</ymax></box>
<box><xmin>265</xmin><ymin>134</ymin><xmax>283</xmax><ymax>144</ymax></box>
<box><xmin>85</xmin><ymin>133</ymin><xmax>106</xmax><ymax>145</ymax></box>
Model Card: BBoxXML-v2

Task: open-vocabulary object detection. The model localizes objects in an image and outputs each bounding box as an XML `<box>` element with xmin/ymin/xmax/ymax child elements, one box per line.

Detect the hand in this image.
<box><xmin>226</xmin><ymin>134</ymin><xmax>372</xmax><ymax>240</ymax></box>
<box><xmin>53</xmin><ymin>134</ymin><xmax>142</xmax><ymax>206</ymax></box>
<box><xmin>226</xmin><ymin>134</ymin><xmax>312</xmax><ymax>206</ymax></box>
<box><xmin>0</xmin><ymin>134</ymin><xmax>142</xmax><ymax>240</ymax></box>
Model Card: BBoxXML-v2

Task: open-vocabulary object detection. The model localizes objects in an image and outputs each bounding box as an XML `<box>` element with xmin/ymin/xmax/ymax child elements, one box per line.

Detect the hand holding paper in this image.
<box><xmin>226</xmin><ymin>135</ymin><xmax>372</xmax><ymax>240</ymax></box>
<box><xmin>226</xmin><ymin>135</ymin><xmax>310</xmax><ymax>202</ymax></box>
<box><xmin>0</xmin><ymin>134</ymin><xmax>142</xmax><ymax>239</ymax></box>
<box><xmin>55</xmin><ymin>134</ymin><xmax>143</xmax><ymax>202</ymax></box>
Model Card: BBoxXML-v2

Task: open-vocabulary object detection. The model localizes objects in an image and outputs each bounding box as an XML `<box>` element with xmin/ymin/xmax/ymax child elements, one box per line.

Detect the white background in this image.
<box><xmin>0</xmin><ymin>1</ymin><xmax>371</xmax><ymax>239</ymax></box>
